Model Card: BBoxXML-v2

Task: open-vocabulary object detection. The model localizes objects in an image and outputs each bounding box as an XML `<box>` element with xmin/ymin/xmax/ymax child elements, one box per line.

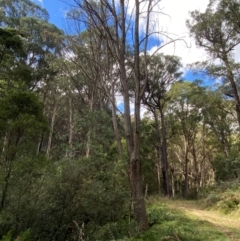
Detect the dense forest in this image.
<box><xmin>0</xmin><ymin>0</ymin><xmax>240</xmax><ymax>240</ymax></box>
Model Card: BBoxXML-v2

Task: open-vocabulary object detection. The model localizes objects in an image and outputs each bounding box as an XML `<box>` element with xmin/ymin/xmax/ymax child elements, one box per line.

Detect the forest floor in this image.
<box><xmin>163</xmin><ymin>198</ymin><xmax>240</xmax><ymax>241</ymax></box>
<box><xmin>132</xmin><ymin>197</ymin><xmax>240</xmax><ymax>241</ymax></box>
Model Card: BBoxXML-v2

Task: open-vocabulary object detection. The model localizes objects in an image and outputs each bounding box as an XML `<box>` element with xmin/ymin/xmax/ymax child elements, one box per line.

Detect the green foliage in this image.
<box><xmin>211</xmin><ymin>147</ymin><xmax>240</xmax><ymax>181</ymax></box>
<box><xmin>0</xmin><ymin>0</ymin><xmax>49</xmax><ymax>27</ymax></box>
<box><xmin>0</xmin><ymin>91</ymin><xmax>48</xmax><ymax>148</ymax></box>
<box><xmin>147</xmin><ymin>205</ymin><xmax>174</xmax><ymax>226</ymax></box>
<box><xmin>0</xmin><ymin>230</ymin><xmax>32</xmax><ymax>241</ymax></box>
<box><xmin>140</xmin><ymin>118</ymin><xmax>159</xmax><ymax>194</ymax></box>
<box><xmin>130</xmin><ymin>199</ymin><xmax>232</xmax><ymax>241</ymax></box>
<box><xmin>202</xmin><ymin>181</ymin><xmax>240</xmax><ymax>214</ymax></box>
<box><xmin>0</xmin><ymin>91</ymin><xmax>44</xmax><ymax>119</ymax></box>
<box><xmin>0</xmin><ymin>155</ymin><xmax>130</xmax><ymax>241</ymax></box>
<box><xmin>0</xmin><ymin>0</ymin><xmax>64</xmax><ymax>91</ymax></box>
<box><xmin>0</xmin><ymin>28</ymin><xmax>25</xmax><ymax>56</ymax></box>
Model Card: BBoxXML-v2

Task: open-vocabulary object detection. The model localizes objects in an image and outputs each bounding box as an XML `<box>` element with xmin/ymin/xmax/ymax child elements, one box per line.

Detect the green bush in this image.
<box><xmin>147</xmin><ymin>206</ymin><xmax>174</xmax><ymax>226</ymax></box>
<box><xmin>202</xmin><ymin>181</ymin><xmax>240</xmax><ymax>214</ymax></box>
<box><xmin>0</xmin><ymin>230</ymin><xmax>32</xmax><ymax>241</ymax></box>
<box><xmin>0</xmin><ymin>155</ymin><xmax>131</xmax><ymax>241</ymax></box>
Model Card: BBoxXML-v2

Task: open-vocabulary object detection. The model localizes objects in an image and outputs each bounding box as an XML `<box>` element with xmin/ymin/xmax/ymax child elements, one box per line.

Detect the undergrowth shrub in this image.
<box><xmin>202</xmin><ymin>181</ymin><xmax>240</xmax><ymax>214</ymax></box>
<box><xmin>134</xmin><ymin>199</ymin><xmax>227</xmax><ymax>241</ymax></box>
<box><xmin>147</xmin><ymin>206</ymin><xmax>174</xmax><ymax>226</ymax></box>
<box><xmin>0</xmin><ymin>230</ymin><xmax>32</xmax><ymax>241</ymax></box>
<box><xmin>215</xmin><ymin>192</ymin><xmax>240</xmax><ymax>213</ymax></box>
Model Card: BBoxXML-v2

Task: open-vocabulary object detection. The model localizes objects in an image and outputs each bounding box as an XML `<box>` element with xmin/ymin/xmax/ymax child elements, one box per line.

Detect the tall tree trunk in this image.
<box><xmin>66</xmin><ymin>97</ymin><xmax>74</xmax><ymax>158</ymax></box>
<box><xmin>1</xmin><ymin>133</ymin><xmax>9</xmax><ymax>162</ymax></box>
<box><xmin>159</xmin><ymin>102</ymin><xmax>170</xmax><ymax>196</ymax></box>
<box><xmin>1</xmin><ymin>131</ymin><xmax>21</xmax><ymax>211</ymax></box>
<box><xmin>86</xmin><ymin>90</ymin><xmax>94</xmax><ymax>157</ymax></box>
<box><xmin>183</xmin><ymin>138</ymin><xmax>189</xmax><ymax>198</ymax></box>
<box><xmin>46</xmin><ymin>100</ymin><xmax>57</xmax><ymax>159</ymax></box>
<box><xmin>222</xmin><ymin>53</ymin><xmax>240</xmax><ymax>129</ymax></box>
<box><xmin>128</xmin><ymin>0</ymin><xmax>148</xmax><ymax>230</ymax></box>
<box><xmin>171</xmin><ymin>167</ymin><xmax>175</xmax><ymax>198</ymax></box>
<box><xmin>153</xmin><ymin>109</ymin><xmax>162</xmax><ymax>195</ymax></box>
<box><xmin>0</xmin><ymin>160</ymin><xmax>12</xmax><ymax>211</ymax></box>
<box><xmin>72</xmin><ymin>0</ymin><xmax>150</xmax><ymax>231</ymax></box>
<box><xmin>111</xmin><ymin>82</ymin><xmax>123</xmax><ymax>153</ymax></box>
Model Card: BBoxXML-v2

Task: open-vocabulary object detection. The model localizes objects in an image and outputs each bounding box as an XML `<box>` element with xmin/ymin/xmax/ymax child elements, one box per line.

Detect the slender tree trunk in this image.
<box><xmin>46</xmin><ymin>100</ymin><xmax>57</xmax><ymax>159</ymax></box>
<box><xmin>0</xmin><ymin>160</ymin><xmax>12</xmax><ymax>211</ymax></box>
<box><xmin>171</xmin><ymin>167</ymin><xmax>175</xmax><ymax>198</ymax></box>
<box><xmin>111</xmin><ymin>82</ymin><xmax>123</xmax><ymax>153</ymax></box>
<box><xmin>153</xmin><ymin>109</ymin><xmax>162</xmax><ymax>194</ymax></box>
<box><xmin>183</xmin><ymin>138</ymin><xmax>189</xmax><ymax>198</ymax></box>
<box><xmin>192</xmin><ymin>142</ymin><xmax>198</xmax><ymax>194</ymax></box>
<box><xmin>66</xmin><ymin>97</ymin><xmax>74</xmax><ymax>158</ymax></box>
<box><xmin>86</xmin><ymin>90</ymin><xmax>94</xmax><ymax>157</ymax></box>
<box><xmin>1</xmin><ymin>135</ymin><xmax>11</xmax><ymax>211</ymax></box>
<box><xmin>36</xmin><ymin>135</ymin><xmax>43</xmax><ymax>156</ymax></box>
<box><xmin>159</xmin><ymin>102</ymin><xmax>170</xmax><ymax>196</ymax></box>
<box><xmin>1</xmin><ymin>133</ymin><xmax>9</xmax><ymax>162</ymax></box>
<box><xmin>1</xmin><ymin>132</ymin><xmax>21</xmax><ymax>211</ymax></box>
<box><xmin>69</xmin><ymin>0</ymin><xmax>151</xmax><ymax>231</ymax></box>
<box><xmin>37</xmin><ymin>90</ymin><xmax>48</xmax><ymax>156</ymax></box>
<box><xmin>156</xmin><ymin>162</ymin><xmax>161</xmax><ymax>195</ymax></box>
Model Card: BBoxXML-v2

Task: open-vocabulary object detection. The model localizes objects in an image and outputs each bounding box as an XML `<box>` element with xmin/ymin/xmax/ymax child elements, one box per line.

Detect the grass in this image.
<box><xmin>126</xmin><ymin>196</ymin><xmax>240</xmax><ymax>241</ymax></box>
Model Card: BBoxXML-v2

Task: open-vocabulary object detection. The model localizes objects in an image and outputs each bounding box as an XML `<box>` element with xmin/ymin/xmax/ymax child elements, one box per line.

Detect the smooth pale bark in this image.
<box><xmin>153</xmin><ymin>109</ymin><xmax>162</xmax><ymax>194</ymax></box>
<box><xmin>86</xmin><ymin>87</ymin><xmax>95</xmax><ymax>157</ymax></box>
<box><xmin>46</xmin><ymin>100</ymin><xmax>57</xmax><ymax>159</ymax></box>
<box><xmin>156</xmin><ymin>163</ymin><xmax>161</xmax><ymax>194</ymax></box>
<box><xmin>111</xmin><ymin>82</ymin><xmax>123</xmax><ymax>153</ymax></box>
<box><xmin>66</xmin><ymin>97</ymin><xmax>74</xmax><ymax>158</ymax></box>
<box><xmin>183</xmin><ymin>137</ymin><xmax>189</xmax><ymax>198</ymax></box>
<box><xmin>170</xmin><ymin>167</ymin><xmax>175</xmax><ymax>198</ymax></box>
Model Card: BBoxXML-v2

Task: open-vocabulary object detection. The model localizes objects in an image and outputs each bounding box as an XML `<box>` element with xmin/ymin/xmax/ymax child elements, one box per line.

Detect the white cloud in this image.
<box><xmin>31</xmin><ymin>0</ymin><xmax>44</xmax><ymax>6</ymax></box>
<box><xmin>124</xmin><ymin>0</ymin><xmax>211</xmax><ymax>70</ymax></box>
<box><xmin>148</xmin><ymin>0</ymin><xmax>210</xmax><ymax>67</ymax></box>
<box><xmin>149</xmin><ymin>0</ymin><xmax>240</xmax><ymax>69</ymax></box>
<box><xmin>35</xmin><ymin>0</ymin><xmax>43</xmax><ymax>4</ymax></box>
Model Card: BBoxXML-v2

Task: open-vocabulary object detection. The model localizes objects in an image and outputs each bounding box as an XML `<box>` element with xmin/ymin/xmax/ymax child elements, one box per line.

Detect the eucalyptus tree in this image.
<box><xmin>167</xmin><ymin>81</ymin><xmax>206</xmax><ymax>197</ymax></box>
<box><xmin>0</xmin><ymin>0</ymin><xmax>64</xmax><ymax>217</ymax></box>
<box><xmin>141</xmin><ymin>53</ymin><xmax>182</xmax><ymax>196</ymax></box>
<box><xmin>65</xmin><ymin>28</ymin><xmax>121</xmax><ymax>156</ymax></box>
<box><xmin>0</xmin><ymin>28</ymin><xmax>26</xmax><ymax>91</ymax></box>
<box><xmin>66</xmin><ymin>0</ymin><xmax>165</xmax><ymax>230</ymax></box>
<box><xmin>187</xmin><ymin>0</ymin><xmax>240</xmax><ymax>129</ymax></box>
<box><xmin>0</xmin><ymin>0</ymin><xmax>64</xmax><ymax>90</ymax></box>
<box><xmin>201</xmin><ymin>88</ymin><xmax>240</xmax><ymax>180</ymax></box>
<box><xmin>0</xmin><ymin>91</ymin><xmax>47</xmax><ymax>211</ymax></box>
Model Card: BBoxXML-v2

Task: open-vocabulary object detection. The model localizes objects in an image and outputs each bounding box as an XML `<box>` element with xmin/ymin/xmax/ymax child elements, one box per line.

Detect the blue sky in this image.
<box><xmin>32</xmin><ymin>0</ymin><xmax>215</xmax><ymax>86</ymax></box>
<box><xmin>183</xmin><ymin>71</ymin><xmax>215</xmax><ymax>87</ymax></box>
<box><xmin>32</xmin><ymin>0</ymin><xmax>70</xmax><ymax>30</ymax></box>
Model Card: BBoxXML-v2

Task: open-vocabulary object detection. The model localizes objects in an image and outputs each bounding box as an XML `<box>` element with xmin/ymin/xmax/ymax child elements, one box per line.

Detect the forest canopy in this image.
<box><xmin>0</xmin><ymin>0</ymin><xmax>240</xmax><ymax>240</ymax></box>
